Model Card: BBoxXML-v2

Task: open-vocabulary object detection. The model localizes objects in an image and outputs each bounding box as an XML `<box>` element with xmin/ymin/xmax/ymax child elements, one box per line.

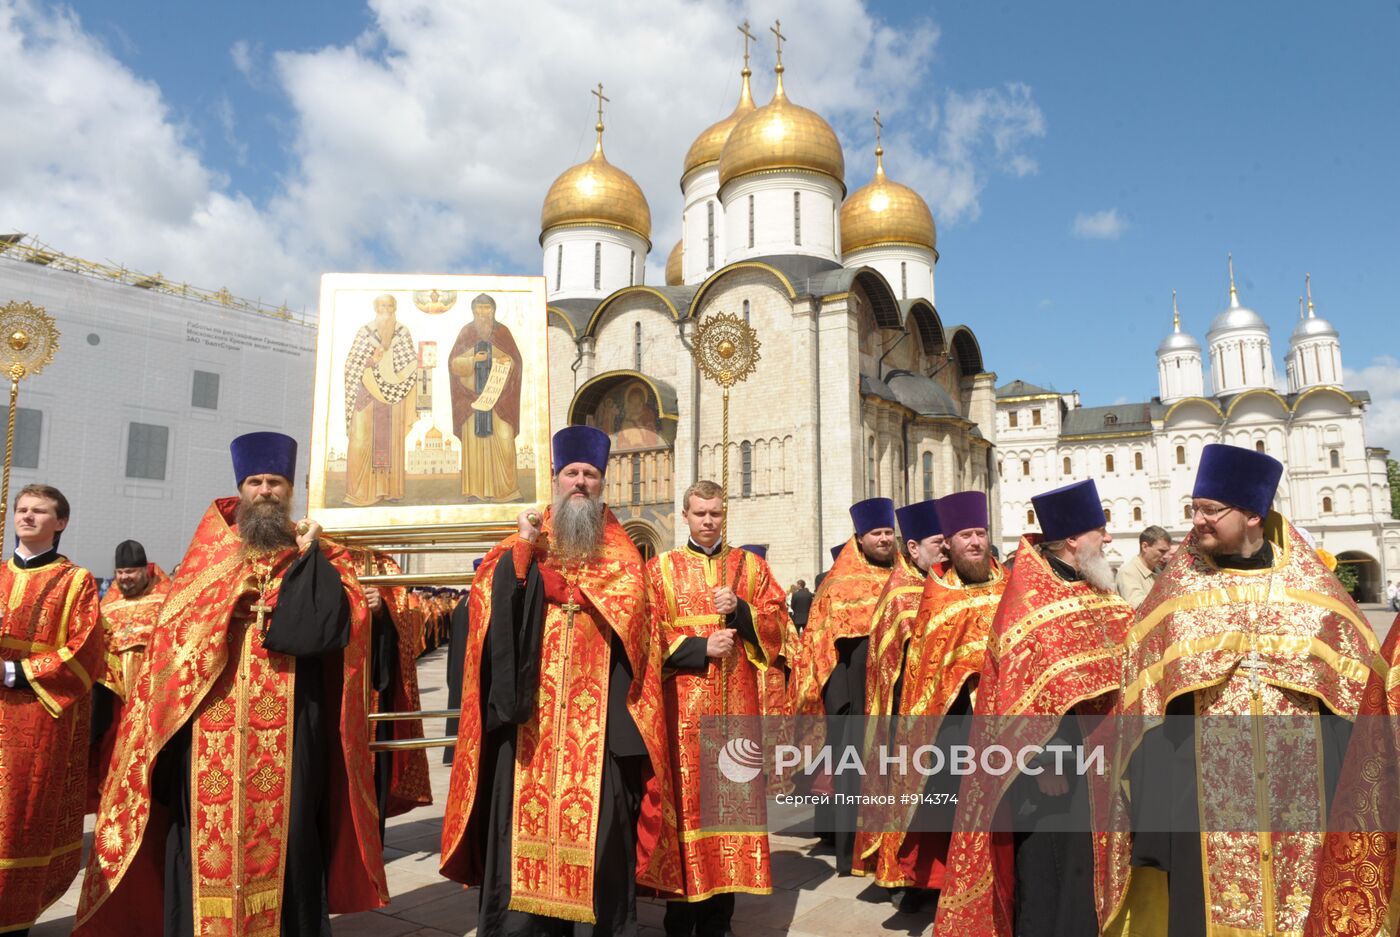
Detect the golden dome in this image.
<box><xmin>540</xmin><ymin>123</ymin><xmax>651</xmax><ymax>245</ymax></box>
<box><xmin>665</xmin><ymin>240</ymin><xmax>683</xmax><ymax>285</ymax></box>
<box><xmin>840</xmin><ymin>145</ymin><xmax>936</xmax><ymax>253</ymax></box>
<box><xmin>718</xmin><ymin>65</ymin><xmax>845</xmax><ymax>192</ymax></box>
<box><xmin>683</xmin><ymin>68</ymin><xmax>756</xmax><ymax>181</ymax></box>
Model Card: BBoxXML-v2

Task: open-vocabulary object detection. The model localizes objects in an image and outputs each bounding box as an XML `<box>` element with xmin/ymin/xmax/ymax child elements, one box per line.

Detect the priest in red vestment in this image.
<box><xmin>76</xmin><ymin>432</ymin><xmax>387</xmax><ymax>936</ymax></box>
<box><xmin>440</xmin><ymin>425</ymin><xmax>681</xmax><ymax>936</ymax></box>
<box><xmin>358</xmin><ymin>549</ymin><xmax>433</xmax><ymax>840</ymax></box>
<box><xmin>649</xmin><ymin>481</ymin><xmax>789</xmax><ymax>937</ymax></box>
<box><xmin>0</xmin><ymin>484</ymin><xmax>102</xmax><ymax>936</ymax></box>
<box><xmin>934</xmin><ymin>480</ymin><xmax>1134</xmax><ymax>937</ymax></box>
<box><xmin>89</xmin><ymin>539</ymin><xmax>171</xmax><ymax>812</ymax></box>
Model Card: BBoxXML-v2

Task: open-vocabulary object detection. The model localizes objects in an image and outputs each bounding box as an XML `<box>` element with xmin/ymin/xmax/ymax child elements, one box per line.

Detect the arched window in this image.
<box><xmin>1176</xmin><ymin>445</ymin><xmax>1186</xmax><ymax>465</ymax></box>
<box><xmin>633</xmin><ymin>322</ymin><xmax>642</xmax><ymax>370</ymax></box>
<box><xmin>1133</xmin><ymin>506</ymin><xmax>1143</xmax><ymax>522</ymax></box>
<box><xmin>1027</xmin><ymin>508</ymin><xmax>1036</xmax><ymax>525</ymax></box>
<box><xmin>1062</xmin><ymin>456</ymin><xmax>1071</xmax><ymax>475</ymax></box>
<box><xmin>1104</xmin><ymin>413</ymin><xmax>1118</xmax><ymax>426</ymax></box>
<box><xmin>1104</xmin><ymin>506</ymin><xmax>1113</xmax><ymax>523</ymax></box>
<box><xmin>900</xmin><ymin>262</ymin><xmax>908</xmax><ymax>300</ymax></box>
<box><xmin>1009</xmin><ymin>411</ymin><xmax>1019</xmax><ymax>428</ymax></box>
<box><xmin>1134</xmin><ymin>451</ymin><xmax>1144</xmax><ymax>471</ymax></box>
<box><xmin>1322</xmin><ymin>496</ymin><xmax>1333</xmax><ymax>513</ymax></box>
<box><xmin>1106</xmin><ymin>454</ymin><xmax>1115</xmax><ymax>473</ymax></box>
<box><xmin>922</xmin><ymin>452</ymin><xmax>934</xmax><ymax>500</ymax></box>
<box><xmin>555</xmin><ymin>244</ymin><xmax>563</xmax><ymax>291</ymax></box>
<box><xmin>1021</xmin><ymin>458</ymin><xmax>1031</xmax><ymax>477</ymax></box>
<box><xmin>630</xmin><ymin>454</ymin><xmax>641</xmax><ymax>505</ymax></box>
<box><xmin>743</xmin><ymin>299</ymin><xmax>751</xmax><ymax>324</ymax></box>
<box><xmin>741</xmin><ymin>441</ymin><xmax>753</xmax><ymax>497</ymax></box>
<box><xmin>628</xmin><ymin>249</ymin><xmax>636</xmax><ymax>286</ymax></box>
<box><xmin>593</xmin><ymin>242</ymin><xmax>602</xmax><ymax>290</ymax></box>
<box><xmin>706</xmin><ymin>201</ymin><xmax>716</xmax><ymax>270</ymax></box>
<box><xmin>1183</xmin><ymin>503</ymin><xmax>1192</xmax><ymax>520</ymax></box>
<box><xmin>868</xmin><ymin>438</ymin><xmax>877</xmax><ymax>497</ymax></box>
<box><xmin>1330</xmin><ymin>449</ymin><xmax>1341</xmax><ymax>468</ymax></box>
<box><xmin>747</xmin><ymin>194</ymin><xmax>755</xmax><ymax>249</ymax></box>
<box><xmin>1255</xmin><ymin>440</ymin><xmax>1265</xmax><ymax>453</ymax></box>
<box><xmin>793</xmin><ymin>191</ymin><xmax>802</xmax><ymax>245</ymax></box>
<box><xmin>1032</xmin><ymin>409</ymin><xmax>1042</xmax><ymax>426</ymax></box>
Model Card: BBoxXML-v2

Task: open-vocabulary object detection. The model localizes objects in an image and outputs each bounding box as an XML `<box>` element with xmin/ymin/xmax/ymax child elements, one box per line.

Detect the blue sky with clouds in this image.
<box><xmin>9</xmin><ymin>0</ymin><xmax>1400</xmax><ymax>449</ymax></box>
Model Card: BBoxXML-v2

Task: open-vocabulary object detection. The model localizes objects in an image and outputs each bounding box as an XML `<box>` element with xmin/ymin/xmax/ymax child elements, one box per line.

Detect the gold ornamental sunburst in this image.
<box><xmin>0</xmin><ymin>300</ymin><xmax>60</xmax><ymax>534</ymax></box>
<box><xmin>692</xmin><ymin>311</ymin><xmax>760</xmax><ymax>389</ymax></box>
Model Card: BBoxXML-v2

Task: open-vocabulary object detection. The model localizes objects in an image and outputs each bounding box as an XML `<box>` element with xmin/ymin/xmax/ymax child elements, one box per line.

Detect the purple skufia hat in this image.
<box><xmin>849</xmin><ymin>497</ymin><xmax>896</xmax><ymax>536</ymax></box>
<box><xmin>830</xmin><ymin>543</ymin><xmax>844</xmax><ymax>562</ymax></box>
<box><xmin>552</xmin><ymin>425</ymin><xmax>610</xmax><ymax>473</ymax></box>
<box><xmin>230</xmin><ymin>431</ymin><xmax>297</xmax><ymax>485</ymax></box>
<box><xmin>1031</xmin><ymin>479</ymin><xmax>1106</xmax><ymax>541</ymax></box>
<box><xmin>895</xmin><ymin>500</ymin><xmax>942</xmax><ymax>542</ymax></box>
<box><xmin>934</xmin><ymin>491</ymin><xmax>988</xmax><ymax>536</ymax></box>
<box><xmin>472</xmin><ymin>557</ymin><xmax>483</xmax><ymax>571</ymax></box>
<box><xmin>739</xmin><ymin>544</ymin><xmax>768</xmax><ymax>560</ymax></box>
<box><xmin>1192</xmin><ymin>443</ymin><xmax>1283</xmax><ymax>517</ymax></box>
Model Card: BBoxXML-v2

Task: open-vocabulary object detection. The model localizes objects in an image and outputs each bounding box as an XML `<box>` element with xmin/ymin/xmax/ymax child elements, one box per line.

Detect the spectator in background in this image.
<box><xmin>1388</xmin><ymin>579</ymin><xmax>1398</xmax><ymax>612</ymax></box>
<box><xmin>789</xmin><ymin>579</ymin><xmax>814</xmax><ymax>633</ymax></box>
<box><xmin>1116</xmin><ymin>524</ymin><xmax>1173</xmax><ymax>608</ymax></box>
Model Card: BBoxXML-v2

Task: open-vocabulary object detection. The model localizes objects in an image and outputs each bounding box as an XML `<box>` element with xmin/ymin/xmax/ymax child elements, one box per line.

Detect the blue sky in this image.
<box><xmin>9</xmin><ymin>0</ymin><xmax>1400</xmax><ymax>447</ymax></box>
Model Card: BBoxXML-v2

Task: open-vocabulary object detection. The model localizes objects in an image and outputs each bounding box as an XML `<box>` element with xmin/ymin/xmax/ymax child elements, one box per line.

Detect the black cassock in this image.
<box><xmin>152</xmin><ymin>547</ymin><xmax>350</xmax><ymax>937</ymax></box>
<box><xmin>443</xmin><ymin>594</ymin><xmax>470</xmax><ymax>764</ymax></box>
<box><xmin>370</xmin><ymin>605</ymin><xmax>400</xmax><ymax>842</ymax></box>
<box><xmin>473</xmin><ymin>554</ymin><xmax>648</xmax><ymax>937</ymax></box>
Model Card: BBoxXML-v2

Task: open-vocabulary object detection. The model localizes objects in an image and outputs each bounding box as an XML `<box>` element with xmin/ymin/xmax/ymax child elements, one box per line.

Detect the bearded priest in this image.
<box><xmin>1110</xmin><ymin>444</ymin><xmax>1377</xmax><ymax>937</ymax></box>
<box><xmin>440</xmin><ymin>425</ymin><xmax>681</xmax><ymax>936</ymax></box>
<box><xmin>76</xmin><ymin>432</ymin><xmax>387</xmax><ymax>936</ymax></box>
<box><xmin>649</xmin><ymin>480</ymin><xmax>788</xmax><ymax>937</ymax></box>
<box><xmin>934</xmin><ymin>480</ymin><xmax>1134</xmax><ymax>937</ymax></box>
<box><xmin>0</xmin><ymin>485</ymin><xmax>102</xmax><ymax>936</ymax></box>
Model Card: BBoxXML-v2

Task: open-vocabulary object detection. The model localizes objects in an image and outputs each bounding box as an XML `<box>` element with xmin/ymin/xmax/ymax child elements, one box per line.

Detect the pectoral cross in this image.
<box><xmin>560</xmin><ymin>588</ymin><xmax>582</xmax><ymax>628</ymax></box>
<box><xmin>1238</xmin><ymin>647</ymin><xmax>1266</xmax><ymax>695</ymax></box>
<box><xmin>252</xmin><ymin>597</ymin><xmax>274</xmax><ymax>637</ymax></box>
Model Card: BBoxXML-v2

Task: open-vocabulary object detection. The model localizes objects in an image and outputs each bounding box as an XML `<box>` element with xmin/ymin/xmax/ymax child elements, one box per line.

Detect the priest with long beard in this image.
<box><xmin>76</xmin><ymin>432</ymin><xmax>387</xmax><ymax>936</ymax></box>
<box><xmin>1109</xmin><ymin>444</ymin><xmax>1377</xmax><ymax>937</ymax></box>
<box><xmin>934</xmin><ymin>480</ymin><xmax>1134</xmax><ymax>937</ymax></box>
<box><xmin>440</xmin><ymin>425</ymin><xmax>681</xmax><ymax>935</ymax></box>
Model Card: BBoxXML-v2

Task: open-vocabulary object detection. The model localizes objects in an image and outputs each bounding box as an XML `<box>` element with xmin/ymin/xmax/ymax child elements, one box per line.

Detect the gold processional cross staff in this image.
<box><xmin>0</xmin><ymin>301</ymin><xmax>59</xmax><ymax>536</ymax></box>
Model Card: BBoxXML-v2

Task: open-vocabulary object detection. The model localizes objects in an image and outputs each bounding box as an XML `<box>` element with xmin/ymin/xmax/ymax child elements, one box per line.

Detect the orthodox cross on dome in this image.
<box><xmin>873</xmin><ymin>110</ymin><xmax>886</xmax><ymax>176</ymax></box>
<box><xmin>738</xmin><ymin>20</ymin><xmax>757</xmax><ymax>72</ymax></box>
<box><xmin>591</xmin><ymin>82</ymin><xmax>609</xmax><ymax>134</ymax></box>
<box><xmin>1227</xmin><ymin>252</ymin><xmax>1239</xmax><ymax>306</ymax></box>
<box><xmin>1172</xmin><ymin>289</ymin><xmax>1180</xmax><ymax>332</ymax></box>
<box><xmin>1305</xmin><ymin>272</ymin><xmax>1315</xmax><ymax>317</ymax></box>
<box><xmin>770</xmin><ymin>19</ymin><xmax>786</xmax><ymax>68</ymax></box>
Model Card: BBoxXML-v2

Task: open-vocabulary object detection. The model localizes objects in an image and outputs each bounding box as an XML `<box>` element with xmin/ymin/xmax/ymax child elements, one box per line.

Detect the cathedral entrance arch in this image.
<box><xmin>569</xmin><ymin>370</ymin><xmax>679</xmax><ymax>549</ymax></box>
<box><xmin>623</xmin><ymin>521</ymin><xmax>662</xmax><ymax>562</ymax></box>
<box><xmin>1336</xmin><ymin>550</ymin><xmax>1380</xmax><ymax>603</ymax></box>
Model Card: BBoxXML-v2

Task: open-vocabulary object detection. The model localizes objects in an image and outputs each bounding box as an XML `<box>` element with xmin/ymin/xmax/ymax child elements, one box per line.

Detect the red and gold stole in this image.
<box><xmin>439</xmin><ymin>506</ymin><xmax>682</xmax><ymax>922</ymax></box>
<box><xmin>77</xmin><ymin>498</ymin><xmax>386</xmax><ymax>937</ymax></box>
<box><xmin>98</xmin><ymin>565</ymin><xmax>171</xmax><ymax>700</ymax></box>
<box><xmin>1108</xmin><ymin>517</ymin><xmax>1379</xmax><ymax>937</ymax></box>
<box><xmin>934</xmin><ymin>539</ymin><xmax>1133</xmax><ymax>937</ymax></box>
<box><xmin>647</xmin><ymin>545</ymin><xmax>787</xmax><ymax>900</ymax></box>
<box><xmin>855</xmin><ymin>560</ymin><xmax>1006</xmax><ymax>887</ymax></box>
<box><xmin>790</xmin><ymin>539</ymin><xmax>906</xmax><ymax>721</ymax></box>
<box><xmin>0</xmin><ymin>557</ymin><xmax>102</xmax><ymax>933</ymax></box>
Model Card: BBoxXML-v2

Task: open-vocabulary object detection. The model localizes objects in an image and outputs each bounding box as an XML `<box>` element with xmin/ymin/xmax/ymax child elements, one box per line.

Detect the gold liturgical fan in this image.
<box><xmin>0</xmin><ymin>300</ymin><xmax>59</xmax><ymax>533</ymax></box>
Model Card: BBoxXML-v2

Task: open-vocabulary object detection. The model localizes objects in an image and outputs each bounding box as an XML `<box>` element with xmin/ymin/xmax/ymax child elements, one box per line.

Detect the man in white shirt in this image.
<box><xmin>1115</xmin><ymin>524</ymin><xmax>1172</xmax><ymax>608</ymax></box>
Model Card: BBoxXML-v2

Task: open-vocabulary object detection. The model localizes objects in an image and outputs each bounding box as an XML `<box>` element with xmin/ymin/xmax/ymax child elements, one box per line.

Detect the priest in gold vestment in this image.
<box><xmin>344</xmin><ymin>293</ymin><xmax>418</xmax><ymax>506</ymax></box>
<box><xmin>449</xmin><ymin>292</ymin><xmax>523</xmax><ymax>502</ymax></box>
<box><xmin>440</xmin><ymin>425</ymin><xmax>681</xmax><ymax>935</ymax></box>
<box><xmin>648</xmin><ymin>481</ymin><xmax>788</xmax><ymax>937</ymax></box>
<box><xmin>1107</xmin><ymin>444</ymin><xmax>1379</xmax><ymax>937</ymax></box>
<box><xmin>0</xmin><ymin>485</ymin><xmax>103</xmax><ymax>935</ymax></box>
<box><xmin>76</xmin><ymin>433</ymin><xmax>388</xmax><ymax>936</ymax></box>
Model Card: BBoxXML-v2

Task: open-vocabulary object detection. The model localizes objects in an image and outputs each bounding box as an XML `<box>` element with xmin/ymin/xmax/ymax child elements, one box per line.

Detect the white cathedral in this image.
<box><xmin>539</xmin><ymin>34</ymin><xmax>997</xmax><ymax>586</ymax></box>
<box><xmin>995</xmin><ymin>263</ymin><xmax>1399</xmax><ymax>602</ymax></box>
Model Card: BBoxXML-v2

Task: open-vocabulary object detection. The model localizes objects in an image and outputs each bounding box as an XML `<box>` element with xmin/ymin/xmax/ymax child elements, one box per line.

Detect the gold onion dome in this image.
<box><xmin>683</xmin><ymin>67</ymin><xmax>756</xmax><ymax>181</ymax></box>
<box><xmin>840</xmin><ymin>140</ymin><xmax>935</xmax><ymax>253</ymax></box>
<box><xmin>718</xmin><ymin>62</ymin><xmax>845</xmax><ymax>192</ymax></box>
<box><xmin>540</xmin><ymin>118</ymin><xmax>651</xmax><ymax>246</ymax></box>
<box><xmin>665</xmin><ymin>240</ymin><xmax>683</xmax><ymax>285</ymax></box>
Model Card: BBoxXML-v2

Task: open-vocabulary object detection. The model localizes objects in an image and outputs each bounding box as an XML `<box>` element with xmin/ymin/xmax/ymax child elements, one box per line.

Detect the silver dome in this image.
<box><xmin>1207</xmin><ymin>304</ymin><xmax>1268</xmax><ymax>336</ymax></box>
<box><xmin>1156</xmin><ymin>330</ymin><xmax>1201</xmax><ymax>355</ymax></box>
<box><xmin>1291</xmin><ymin>315</ymin><xmax>1339</xmax><ymax>342</ymax></box>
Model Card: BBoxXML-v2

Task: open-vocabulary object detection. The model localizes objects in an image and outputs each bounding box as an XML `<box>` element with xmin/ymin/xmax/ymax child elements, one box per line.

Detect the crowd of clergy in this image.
<box><xmin>0</xmin><ymin>423</ymin><xmax>1395</xmax><ymax>937</ymax></box>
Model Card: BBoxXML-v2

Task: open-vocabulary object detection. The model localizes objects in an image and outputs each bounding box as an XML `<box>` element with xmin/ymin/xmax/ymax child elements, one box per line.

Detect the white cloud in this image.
<box><xmin>1345</xmin><ymin>355</ymin><xmax>1400</xmax><ymax>455</ymax></box>
<box><xmin>1071</xmin><ymin>207</ymin><xmax>1128</xmax><ymax>240</ymax></box>
<box><xmin>0</xmin><ymin>0</ymin><xmax>1046</xmax><ymax>310</ymax></box>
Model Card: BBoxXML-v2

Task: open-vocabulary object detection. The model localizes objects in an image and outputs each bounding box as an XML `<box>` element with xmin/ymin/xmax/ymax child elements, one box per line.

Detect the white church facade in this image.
<box><xmin>539</xmin><ymin>36</ymin><xmax>999</xmax><ymax>586</ymax></box>
<box><xmin>995</xmin><ymin>265</ymin><xmax>1399</xmax><ymax>602</ymax></box>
